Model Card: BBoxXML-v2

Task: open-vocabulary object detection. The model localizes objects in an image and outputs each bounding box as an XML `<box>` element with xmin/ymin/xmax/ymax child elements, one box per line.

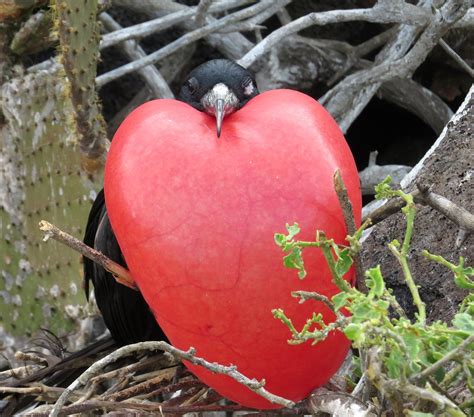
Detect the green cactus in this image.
<box><xmin>10</xmin><ymin>9</ymin><xmax>56</xmax><ymax>55</ymax></box>
<box><xmin>0</xmin><ymin>68</ymin><xmax>101</xmax><ymax>337</ymax></box>
<box><xmin>54</xmin><ymin>0</ymin><xmax>107</xmax><ymax>171</ymax></box>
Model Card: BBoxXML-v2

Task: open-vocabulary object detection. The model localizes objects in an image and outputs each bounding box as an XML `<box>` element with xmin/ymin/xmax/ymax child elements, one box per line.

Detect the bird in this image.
<box><xmin>83</xmin><ymin>59</ymin><xmax>260</xmax><ymax>345</ymax></box>
<box><xmin>0</xmin><ymin>59</ymin><xmax>259</xmax><ymax>416</ymax></box>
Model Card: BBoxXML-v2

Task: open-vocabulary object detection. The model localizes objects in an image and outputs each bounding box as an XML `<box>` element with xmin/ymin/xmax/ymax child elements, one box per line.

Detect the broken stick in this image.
<box><xmin>38</xmin><ymin>220</ymin><xmax>137</xmax><ymax>290</ymax></box>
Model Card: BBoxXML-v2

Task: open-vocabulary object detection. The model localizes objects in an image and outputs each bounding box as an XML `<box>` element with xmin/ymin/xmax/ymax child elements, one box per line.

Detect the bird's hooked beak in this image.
<box><xmin>201</xmin><ymin>83</ymin><xmax>239</xmax><ymax>138</ymax></box>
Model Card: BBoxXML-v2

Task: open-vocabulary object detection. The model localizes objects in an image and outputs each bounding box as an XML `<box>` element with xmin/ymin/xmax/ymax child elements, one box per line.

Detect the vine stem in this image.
<box><xmin>317</xmin><ymin>232</ymin><xmax>351</xmax><ymax>292</ymax></box>
<box><xmin>388</xmin><ymin>195</ymin><xmax>426</xmax><ymax>323</ymax></box>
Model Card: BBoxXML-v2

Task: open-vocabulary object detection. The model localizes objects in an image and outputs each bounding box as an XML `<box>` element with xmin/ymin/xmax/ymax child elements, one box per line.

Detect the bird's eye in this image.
<box><xmin>186</xmin><ymin>77</ymin><xmax>199</xmax><ymax>95</ymax></box>
<box><xmin>241</xmin><ymin>77</ymin><xmax>255</xmax><ymax>97</ymax></box>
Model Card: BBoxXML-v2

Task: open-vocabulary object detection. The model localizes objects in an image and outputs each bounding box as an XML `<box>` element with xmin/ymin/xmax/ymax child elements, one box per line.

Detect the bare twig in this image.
<box><xmin>327</xmin><ymin>27</ymin><xmax>398</xmax><ymax>86</ymax></box>
<box><xmin>220</xmin><ymin>0</ymin><xmax>292</xmax><ymax>34</ymax></box>
<box><xmin>0</xmin><ymin>365</ymin><xmax>43</xmax><ymax>380</ymax></box>
<box><xmin>43</xmin><ymin>401</ymin><xmax>255</xmax><ymax>416</ymax></box>
<box><xmin>49</xmin><ymin>341</ymin><xmax>295</xmax><ymax>416</ymax></box>
<box><xmin>0</xmin><ymin>384</ymin><xmax>70</xmax><ymax>397</ymax></box>
<box><xmin>439</xmin><ymin>38</ymin><xmax>474</xmax><ymax>78</ymax></box>
<box><xmin>14</xmin><ymin>351</ymin><xmax>49</xmax><ymax>367</ymax></box>
<box><xmin>354</xmin><ymin>26</ymin><xmax>398</xmax><ymax>59</ymax></box>
<box><xmin>195</xmin><ymin>0</ymin><xmax>214</xmax><ymax>27</ymax></box>
<box><xmin>276</xmin><ymin>7</ymin><xmax>292</xmax><ymax>26</ymax></box>
<box><xmin>173</xmin><ymin>0</ymin><xmax>255</xmax><ymax>60</ymax></box>
<box><xmin>333</xmin><ymin>170</ymin><xmax>365</xmax><ymax>291</ymax></box>
<box><xmin>100</xmin><ymin>8</ymin><xmax>191</xmax><ymax>49</ymax></box>
<box><xmin>102</xmin><ymin>367</ymin><xmax>177</xmax><ymax>401</ymax></box>
<box><xmin>90</xmin><ymin>353</ymin><xmax>175</xmax><ymax>384</ymax></box>
<box><xmin>362</xmin><ymin>193</ymin><xmax>415</xmax><ymax>225</ymax></box>
<box><xmin>100</xmin><ymin>0</ymin><xmax>251</xmax><ymax>49</ymax></box>
<box><xmin>291</xmin><ymin>291</ymin><xmax>347</xmax><ymax>322</ymax></box>
<box><xmin>363</xmin><ymin>182</ymin><xmax>474</xmax><ymax>235</ymax></box>
<box><xmin>105</xmin><ymin>0</ymin><xmax>254</xmax><ymax>60</ymax></box>
<box><xmin>321</xmin><ymin>0</ymin><xmax>469</xmax><ymax>132</ymax></box>
<box><xmin>38</xmin><ymin>221</ymin><xmax>137</xmax><ymax>290</ymax></box>
<box><xmin>96</xmin><ymin>1</ymin><xmax>273</xmax><ymax>87</ymax></box>
<box><xmin>238</xmin><ymin>2</ymin><xmax>431</xmax><ymax>68</ymax></box>
<box><xmin>455</xmin><ymin>6</ymin><xmax>474</xmax><ymax>28</ymax></box>
<box><xmin>100</xmin><ymin>13</ymin><xmax>174</xmax><ymax>99</ymax></box>
<box><xmin>416</xmin><ymin>183</ymin><xmax>474</xmax><ymax>233</ymax></box>
<box><xmin>333</xmin><ymin>171</ymin><xmax>357</xmax><ymax>239</ymax></box>
<box><xmin>141</xmin><ymin>378</ymin><xmax>203</xmax><ymax>399</ymax></box>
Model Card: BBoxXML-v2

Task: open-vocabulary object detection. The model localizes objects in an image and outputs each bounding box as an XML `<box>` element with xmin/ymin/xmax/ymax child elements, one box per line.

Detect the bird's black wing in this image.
<box><xmin>83</xmin><ymin>189</ymin><xmax>167</xmax><ymax>345</ymax></box>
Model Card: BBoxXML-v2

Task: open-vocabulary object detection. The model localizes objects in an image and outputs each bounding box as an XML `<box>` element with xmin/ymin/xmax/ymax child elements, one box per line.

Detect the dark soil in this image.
<box><xmin>361</xmin><ymin>92</ymin><xmax>473</xmax><ymax>322</ymax></box>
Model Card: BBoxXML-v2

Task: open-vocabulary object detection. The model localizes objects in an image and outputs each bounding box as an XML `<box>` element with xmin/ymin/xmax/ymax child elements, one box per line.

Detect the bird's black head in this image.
<box><xmin>178</xmin><ymin>59</ymin><xmax>259</xmax><ymax>137</ymax></box>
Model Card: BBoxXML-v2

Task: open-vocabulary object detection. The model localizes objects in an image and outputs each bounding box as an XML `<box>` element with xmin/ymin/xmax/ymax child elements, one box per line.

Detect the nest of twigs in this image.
<box><xmin>0</xmin><ymin>335</ymin><xmax>307</xmax><ymax>416</ymax></box>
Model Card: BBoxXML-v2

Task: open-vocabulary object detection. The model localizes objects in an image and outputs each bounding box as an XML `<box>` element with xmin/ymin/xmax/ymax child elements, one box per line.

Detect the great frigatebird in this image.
<box><xmin>0</xmin><ymin>59</ymin><xmax>259</xmax><ymax>416</ymax></box>
<box><xmin>83</xmin><ymin>59</ymin><xmax>260</xmax><ymax>345</ymax></box>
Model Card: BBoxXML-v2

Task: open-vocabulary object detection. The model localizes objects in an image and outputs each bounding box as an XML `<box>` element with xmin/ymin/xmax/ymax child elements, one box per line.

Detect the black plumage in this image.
<box><xmin>83</xmin><ymin>189</ymin><xmax>167</xmax><ymax>344</ymax></box>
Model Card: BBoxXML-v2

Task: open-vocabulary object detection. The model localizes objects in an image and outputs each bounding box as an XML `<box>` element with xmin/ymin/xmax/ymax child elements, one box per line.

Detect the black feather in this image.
<box><xmin>83</xmin><ymin>190</ymin><xmax>167</xmax><ymax>345</ymax></box>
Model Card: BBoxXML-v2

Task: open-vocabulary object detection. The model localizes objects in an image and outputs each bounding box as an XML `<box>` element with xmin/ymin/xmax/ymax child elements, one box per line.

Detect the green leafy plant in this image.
<box><xmin>273</xmin><ymin>177</ymin><xmax>474</xmax><ymax>416</ymax></box>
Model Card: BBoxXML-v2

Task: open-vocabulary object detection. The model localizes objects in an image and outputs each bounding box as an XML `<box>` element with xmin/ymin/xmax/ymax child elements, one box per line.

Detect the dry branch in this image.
<box><xmin>195</xmin><ymin>0</ymin><xmax>214</xmax><ymax>27</ymax></box>
<box><xmin>362</xmin><ymin>184</ymin><xmax>474</xmax><ymax>234</ymax></box>
<box><xmin>96</xmin><ymin>0</ymin><xmax>273</xmax><ymax>87</ymax></box>
<box><xmin>238</xmin><ymin>2</ymin><xmax>433</xmax><ymax>69</ymax></box>
<box><xmin>221</xmin><ymin>0</ymin><xmax>291</xmax><ymax>34</ymax></box>
<box><xmin>322</xmin><ymin>0</ymin><xmax>470</xmax><ymax>132</ymax></box>
<box><xmin>100</xmin><ymin>12</ymin><xmax>174</xmax><ymax>99</ymax></box>
<box><xmin>416</xmin><ymin>183</ymin><xmax>474</xmax><ymax>233</ymax></box>
<box><xmin>38</xmin><ymin>220</ymin><xmax>137</xmax><ymax>290</ymax></box>
<box><xmin>43</xmin><ymin>401</ymin><xmax>253</xmax><ymax>416</ymax></box>
<box><xmin>100</xmin><ymin>0</ymin><xmax>251</xmax><ymax>49</ymax></box>
<box><xmin>333</xmin><ymin>170</ymin><xmax>365</xmax><ymax>291</ymax></box>
<box><xmin>49</xmin><ymin>341</ymin><xmax>295</xmax><ymax>416</ymax></box>
<box><xmin>438</xmin><ymin>38</ymin><xmax>474</xmax><ymax>78</ymax></box>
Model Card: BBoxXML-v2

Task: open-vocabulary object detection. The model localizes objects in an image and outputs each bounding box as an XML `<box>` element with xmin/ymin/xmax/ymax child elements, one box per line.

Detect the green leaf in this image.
<box><xmin>297</xmin><ymin>269</ymin><xmax>307</xmax><ymax>279</ymax></box>
<box><xmin>283</xmin><ymin>249</ymin><xmax>301</xmax><ymax>269</ymax></box>
<box><xmin>335</xmin><ymin>248</ymin><xmax>353</xmax><ymax>277</ymax></box>
<box><xmin>390</xmin><ymin>239</ymin><xmax>401</xmax><ymax>249</ymax></box>
<box><xmin>406</xmin><ymin>412</ymin><xmax>434</xmax><ymax>417</ymax></box>
<box><xmin>374</xmin><ymin>176</ymin><xmax>394</xmax><ymax>200</ymax></box>
<box><xmin>453</xmin><ymin>313</ymin><xmax>474</xmax><ymax>334</ymax></box>
<box><xmin>274</xmin><ymin>233</ymin><xmax>287</xmax><ymax>247</ymax></box>
<box><xmin>332</xmin><ymin>292</ymin><xmax>350</xmax><ymax>311</ymax></box>
<box><xmin>403</xmin><ymin>332</ymin><xmax>421</xmax><ymax>358</ymax></box>
<box><xmin>283</xmin><ymin>247</ymin><xmax>306</xmax><ymax>279</ymax></box>
<box><xmin>386</xmin><ymin>348</ymin><xmax>404</xmax><ymax>378</ymax></box>
<box><xmin>344</xmin><ymin>323</ymin><xmax>362</xmax><ymax>341</ymax></box>
<box><xmin>453</xmin><ymin>261</ymin><xmax>474</xmax><ymax>290</ymax></box>
<box><xmin>365</xmin><ymin>266</ymin><xmax>385</xmax><ymax>298</ymax></box>
<box><xmin>350</xmin><ymin>301</ymin><xmax>383</xmax><ymax>321</ymax></box>
<box><xmin>286</xmin><ymin>223</ymin><xmax>301</xmax><ymax>240</ymax></box>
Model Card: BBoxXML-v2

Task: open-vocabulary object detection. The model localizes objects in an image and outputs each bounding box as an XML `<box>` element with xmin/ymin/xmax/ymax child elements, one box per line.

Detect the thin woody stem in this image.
<box><xmin>38</xmin><ymin>220</ymin><xmax>137</xmax><ymax>290</ymax></box>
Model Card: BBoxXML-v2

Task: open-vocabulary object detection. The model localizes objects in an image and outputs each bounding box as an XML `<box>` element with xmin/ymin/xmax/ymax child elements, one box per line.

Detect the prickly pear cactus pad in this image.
<box><xmin>54</xmin><ymin>0</ymin><xmax>107</xmax><ymax>169</ymax></box>
<box><xmin>0</xmin><ymin>68</ymin><xmax>100</xmax><ymax>337</ymax></box>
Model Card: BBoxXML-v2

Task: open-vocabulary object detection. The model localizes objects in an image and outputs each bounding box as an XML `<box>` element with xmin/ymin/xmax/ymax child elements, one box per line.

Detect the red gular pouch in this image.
<box><xmin>105</xmin><ymin>89</ymin><xmax>361</xmax><ymax>409</ymax></box>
